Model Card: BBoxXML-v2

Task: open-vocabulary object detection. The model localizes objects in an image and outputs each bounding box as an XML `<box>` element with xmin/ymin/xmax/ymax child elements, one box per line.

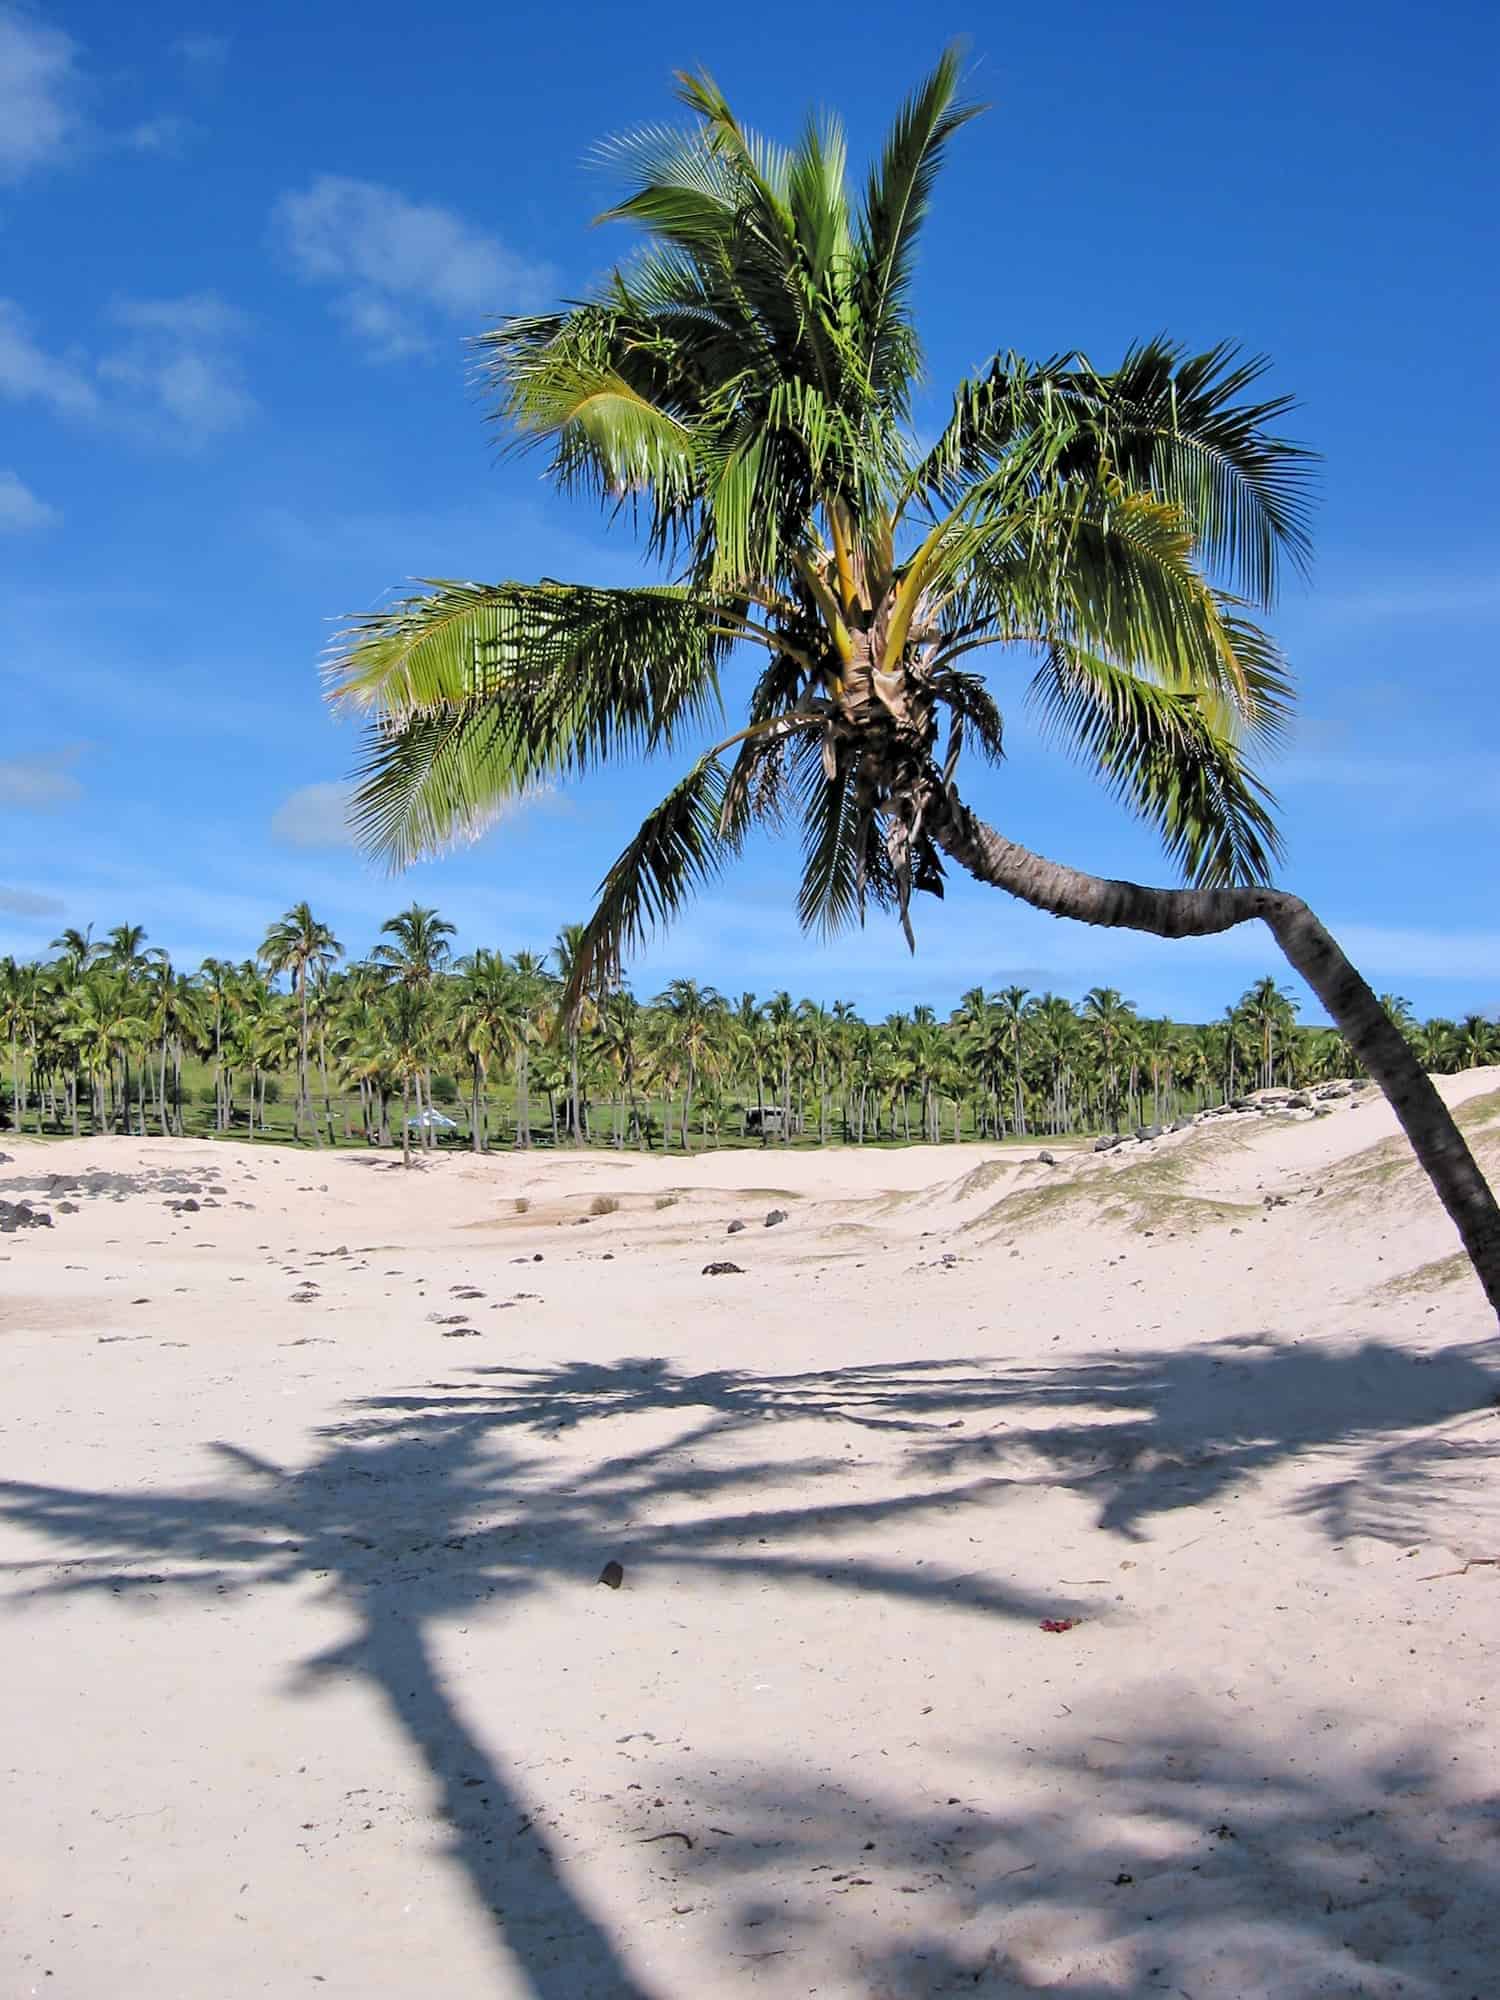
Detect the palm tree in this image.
<box><xmin>652</xmin><ymin>977</ymin><xmax>725</xmax><ymax>1150</ymax></box>
<box><xmin>259</xmin><ymin>903</ymin><xmax>343</xmax><ymax>1143</ymax></box>
<box><xmin>1239</xmin><ymin>976</ymin><xmax>1297</xmax><ymax>1089</ymax></box>
<box><xmin>1081</xmin><ymin>987</ymin><xmax>1137</xmax><ymax>1130</ymax></box>
<box><xmin>329</xmin><ymin>57</ymin><xmax>1500</xmax><ymax>1304</ymax></box>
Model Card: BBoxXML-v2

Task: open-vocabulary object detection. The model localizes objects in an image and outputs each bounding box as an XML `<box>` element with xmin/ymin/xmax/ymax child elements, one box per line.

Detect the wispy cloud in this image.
<box><xmin>0</xmin><ymin>298</ymin><xmax>98</xmax><ymax>416</ymax></box>
<box><xmin>0</xmin><ymin>293</ymin><xmax>253</xmax><ymax>448</ymax></box>
<box><xmin>0</xmin><ymin>468</ymin><xmax>58</xmax><ymax>531</ymax></box>
<box><xmin>0</xmin><ymin>745</ymin><xmax>85</xmax><ymax>811</ymax></box>
<box><xmin>0</xmin><ymin>884</ymin><xmax>64</xmax><ymax>919</ymax></box>
<box><xmin>99</xmin><ymin>291</ymin><xmax>254</xmax><ymax>446</ymax></box>
<box><xmin>271</xmin><ymin>175</ymin><xmax>553</xmax><ymax>360</ymax></box>
<box><xmin>0</xmin><ymin>4</ymin><xmax>79</xmax><ymax>184</ymax></box>
<box><xmin>271</xmin><ymin>781</ymin><xmax>355</xmax><ymax>851</ymax></box>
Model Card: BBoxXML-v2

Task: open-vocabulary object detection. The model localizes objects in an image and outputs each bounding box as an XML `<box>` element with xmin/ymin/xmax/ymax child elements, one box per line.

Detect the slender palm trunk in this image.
<box><xmin>401</xmin><ymin>1079</ymin><xmax>412</xmax><ymax>1167</ymax></box>
<box><xmin>928</xmin><ymin>792</ymin><xmax>1500</xmax><ymax>1318</ymax></box>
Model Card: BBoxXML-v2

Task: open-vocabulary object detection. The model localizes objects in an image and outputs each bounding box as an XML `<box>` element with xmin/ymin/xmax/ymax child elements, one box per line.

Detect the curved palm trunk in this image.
<box><xmin>928</xmin><ymin>791</ymin><xmax>1500</xmax><ymax>1318</ymax></box>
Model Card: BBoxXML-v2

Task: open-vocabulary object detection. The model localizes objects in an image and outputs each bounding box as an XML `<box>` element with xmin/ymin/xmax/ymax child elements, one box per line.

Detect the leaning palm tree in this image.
<box><xmin>328</xmin><ymin>54</ymin><xmax>1500</xmax><ymax>1311</ymax></box>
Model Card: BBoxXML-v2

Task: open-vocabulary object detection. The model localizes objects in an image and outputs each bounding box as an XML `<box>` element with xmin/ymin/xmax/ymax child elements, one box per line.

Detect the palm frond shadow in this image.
<box><xmin>3</xmin><ymin>1329</ymin><xmax>1497</xmax><ymax>1994</ymax></box>
<box><xmin>672</xmin><ymin>1698</ymin><xmax>1500</xmax><ymax>1994</ymax></box>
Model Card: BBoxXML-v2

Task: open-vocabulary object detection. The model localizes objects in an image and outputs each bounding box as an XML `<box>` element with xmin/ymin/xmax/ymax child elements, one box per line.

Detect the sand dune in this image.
<box><xmin>3</xmin><ymin>1074</ymin><xmax>1499</xmax><ymax>1997</ymax></box>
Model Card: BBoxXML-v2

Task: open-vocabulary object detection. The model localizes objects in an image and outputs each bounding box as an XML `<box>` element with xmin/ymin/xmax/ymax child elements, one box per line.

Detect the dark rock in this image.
<box><xmin>1037</xmin><ymin>1150</ymin><xmax>1056</xmax><ymax>1166</ymax></box>
<box><xmin>428</xmin><ymin>1313</ymin><xmax>469</xmax><ymax>1325</ymax></box>
<box><xmin>0</xmin><ymin>1200</ymin><xmax>51</xmax><ymax>1232</ymax></box>
<box><xmin>1317</xmin><ymin>1084</ymin><xmax>1350</xmax><ymax>1100</ymax></box>
<box><xmin>702</xmin><ymin>1261</ymin><xmax>744</xmax><ymax>1276</ymax></box>
<box><xmin>726</xmin><ymin>1219</ymin><xmax>746</xmax><ymax>1235</ymax></box>
<box><xmin>598</xmin><ymin>1561</ymin><xmax>625</xmax><ymax>1590</ymax></box>
<box><xmin>1093</xmin><ymin>1135</ymin><xmax>1122</xmax><ymax>1153</ymax></box>
<box><xmin>1286</xmin><ymin>1093</ymin><xmax>1312</xmax><ymax>1109</ymax></box>
<box><xmin>57</xmin><ymin>1200</ymin><xmax>79</xmax><ymax>1213</ymax></box>
<box><xmin>1171</xmin><ymin>1118</ymin><xmax>1195</xmax><ymax>1132</ymax></box>
<box><xmin>764</xmin><ymin>1209</ymin><xmax>788</xmax><ymax>1228</ymax></box>
<box><xmin>1134</xmin><ymin>1124</ymin><xmax>1163</xmax><ymax>1142</ymax></box>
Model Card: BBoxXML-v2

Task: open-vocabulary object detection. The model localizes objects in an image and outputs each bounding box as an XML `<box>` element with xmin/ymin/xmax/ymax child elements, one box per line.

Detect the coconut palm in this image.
<box><xmin>328</xmin><ymin>56</ymin><xmax>1500</xmax><ymax>1305</ymax></box>
<box><xmin>259</xmin><ymin>903</ymin><xmax>343</xmax><ymax>1143</ymax></box>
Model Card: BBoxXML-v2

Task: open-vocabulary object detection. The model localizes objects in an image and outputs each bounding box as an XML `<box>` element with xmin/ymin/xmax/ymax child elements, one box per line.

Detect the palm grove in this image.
<box><xmin>319</xmin><ymin>54</ymin><xmax>1500</xmax><ymax>1305</ymax></box>
<box><xmin>5</xmin><ymin>913</ymin><xmax>1496</xmax><ymax>1157</ymax></box>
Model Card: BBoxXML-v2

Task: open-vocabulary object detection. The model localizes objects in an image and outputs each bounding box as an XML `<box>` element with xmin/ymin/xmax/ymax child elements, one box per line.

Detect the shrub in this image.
<box><xmin>431</xmin><ymin>1073</ymin><xmax>459</xmax><ymax>1106</ymax></box>
<box><xmin>261</xmin><ymin>1078</ymin><xmax>282</xmax><ymax>1105</ymax></box>
<box><xmin>589</xmin><ymin>1194</ymin><xmax>619</xmax><ymax>1216</ymax></box>
<box><xmin>654</xmin><ymin>1194</ymin><xmax>678</xmax><ymax>1211</ymax></box>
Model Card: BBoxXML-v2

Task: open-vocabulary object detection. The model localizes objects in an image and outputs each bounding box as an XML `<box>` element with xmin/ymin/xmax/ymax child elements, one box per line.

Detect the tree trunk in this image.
<box><xmin>928</xmin><ymin>791</ymin><xmax>1500</xmax><ymax>1318</ymax></box>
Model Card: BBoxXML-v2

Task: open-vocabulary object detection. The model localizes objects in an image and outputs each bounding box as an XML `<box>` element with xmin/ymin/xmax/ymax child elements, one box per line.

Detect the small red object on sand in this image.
<box><xmin>1039</xmin><ymin>1617</ymin><xmax>1078</xmax><ymax>1633</ymax></box>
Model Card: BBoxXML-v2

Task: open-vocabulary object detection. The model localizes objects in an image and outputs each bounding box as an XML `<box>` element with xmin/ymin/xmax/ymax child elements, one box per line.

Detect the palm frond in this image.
<box><xmin>857</xmin><ymin>45</ymin><xmax>979</xmax><ymax>399</ymax></box>
<box><xmin>1028</xmin><ymin>641</ymin><xmax>1284</xmax><ymax>886</ymax></box>
<box><xmin>561</xmin><ymin>755</ymin><xmax>737</xmax><ymax>1014</ymax></box>
<box><xmin>328</xmin><ymin>581</ymin><xmax>726</xmax><ymax>867</ymax></box>
<box><xmin>1081</xmin><ymin>339</ymin><xmax>1317</xmax><ymax>602</ymax></box>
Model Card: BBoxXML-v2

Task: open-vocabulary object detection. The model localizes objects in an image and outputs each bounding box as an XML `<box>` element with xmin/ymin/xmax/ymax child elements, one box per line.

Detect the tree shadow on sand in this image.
<box><xmin>669</xmin><ymin>1695</ymin><xmax>1500</xmax><ymax>1995</ymax></box>
<box><xmin>3</xmin><ymin>1326</ymin><xmax>1498</xmax><ymax>1994</ymax></box>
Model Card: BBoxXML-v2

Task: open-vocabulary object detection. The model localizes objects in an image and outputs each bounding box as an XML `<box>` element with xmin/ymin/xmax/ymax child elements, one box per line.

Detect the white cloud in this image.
<box><xmin>0</xmin><ymin>4</ymin><xmax>78</xmax><ymax>183</ymax></box>
<box><xmin>0</xmin><ymin>298</ymin><xmax>98</xmax><ymax>416</ymax></box>
<box><xmin>0</xmin><ymin>884</ymin><xmax>63</xmax><ymax>918</ymax></box>
<box><xmin>0</xmin><ymin>468</ymin><xmax>57</xmax><ymax>531</ymax></box>
<box><xmin>272</xmin><ymin>175</ymin><xmax>553</xmax><ymax>359</ymax></box>
<box><xmin>0</xmin><ymin>745</ymin><xmax>84</xmax><ymax>811</ymax></box>
<box><xmin>0</xmin><ymin>292</ymin><xmax>253</xmax><ymax>448</ymax></box>
<box><xmin>271</xmin><ymin>781</ymin><xmax>355</xmax><ymax>851</ymax></box>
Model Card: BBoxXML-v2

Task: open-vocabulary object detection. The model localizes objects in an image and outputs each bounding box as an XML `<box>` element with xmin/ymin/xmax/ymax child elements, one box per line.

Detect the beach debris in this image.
<box><xmin>702</xmin><ymin>1260</ymin><xmax>744</xmax><ymax>1276</ymax></box>
<box><xmin>1039</xmin><ymin>1617</ymin><xmax>1079</xmax><ymax>1633</ymax></box>
<box><xmin>598</xmin><ymin>1560</ymin><xmax>625</xmax><ymax>1589</ymax></box>
<box><xmin>764</xmin><ymin>1209</ymin><xmax>788</xmax><ymax>1228</ymax></box>
<box><xmin>428</xmin><ymin>1312</ymin><xmax>469</xmax><ymax>1325</ymax></box>
<box><xmin>1420</xmin><ymin>1557</ymin><xmax>1500</xmax><ymax>1581</ymax></box>
<box><xmin>636</xmin><ymin>1829</ymin><xmax>693</xmax><ymax>1849</ymax></box>
<box><xmin>1113</xmin><ymin>1872</ymin><xmax>1134</xmax><ymax>1886</ymax></box>
<box><xmin>289</xmin><ymin>1289</ymin><xmax>320</xmax><ymax>1303</ymax></box>
<box><xmin>440</xmin><ymin>1327</ymin><xmax>480</xmax><ymax>1338</ymax></box>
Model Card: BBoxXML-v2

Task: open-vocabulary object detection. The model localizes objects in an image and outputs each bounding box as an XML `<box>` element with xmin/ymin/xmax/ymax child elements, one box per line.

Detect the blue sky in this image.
<box><xmin>1</xmin><ymin>0</ymin><xmax>1496</xmax><ymax>1024</ymax></box>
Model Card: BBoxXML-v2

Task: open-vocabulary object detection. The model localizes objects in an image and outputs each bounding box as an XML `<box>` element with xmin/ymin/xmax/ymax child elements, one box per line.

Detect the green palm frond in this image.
<box><xmin>561</xmin><ymin>755</ymin><xmax>736</xmax><ymax>1013</ymax></box>
<box><xmin>793</xmin><ymin>735</ymin><xmax>864</xmax><ymax>936</ymax></box>
<box><xmin>857</xmin><ymin>45</ymin><xmax>979</xmax><ymax>398</ymax></box>
<box><xmin>1079</xmin><ymin>339</ymin><xmax>1316</xmax><ymax>601</ymax></box>
<box><xmin>329</xmin><ymin>581</ymin><xmax>726</xmax><ymax>867</ymax></box>
<box><xmin>1028</xmin><ymin>641</ymin><xmax>1284</xmax><ymax>886</ymax></box>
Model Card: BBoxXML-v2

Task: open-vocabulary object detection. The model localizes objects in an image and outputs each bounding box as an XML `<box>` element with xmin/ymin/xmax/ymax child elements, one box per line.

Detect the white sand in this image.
<box><xmin>3</xmin><ymin>1075</ymin><xmax>1499</xmax><ymax>1998</ymax></box>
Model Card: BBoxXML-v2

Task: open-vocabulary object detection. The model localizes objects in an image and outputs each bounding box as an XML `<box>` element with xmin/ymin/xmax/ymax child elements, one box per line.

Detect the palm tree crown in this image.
<box><xmin>330</xmin><ymin>50</ymin><xmax>1304</xmax><ymax>1002</ymax></box>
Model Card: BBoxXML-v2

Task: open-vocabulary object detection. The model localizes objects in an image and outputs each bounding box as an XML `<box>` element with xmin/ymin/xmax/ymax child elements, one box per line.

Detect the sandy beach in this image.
<box><xmin>4</xmin><ymin>1075</ymin><xmax>1499</xmax><ymax>1998</ymax></box>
